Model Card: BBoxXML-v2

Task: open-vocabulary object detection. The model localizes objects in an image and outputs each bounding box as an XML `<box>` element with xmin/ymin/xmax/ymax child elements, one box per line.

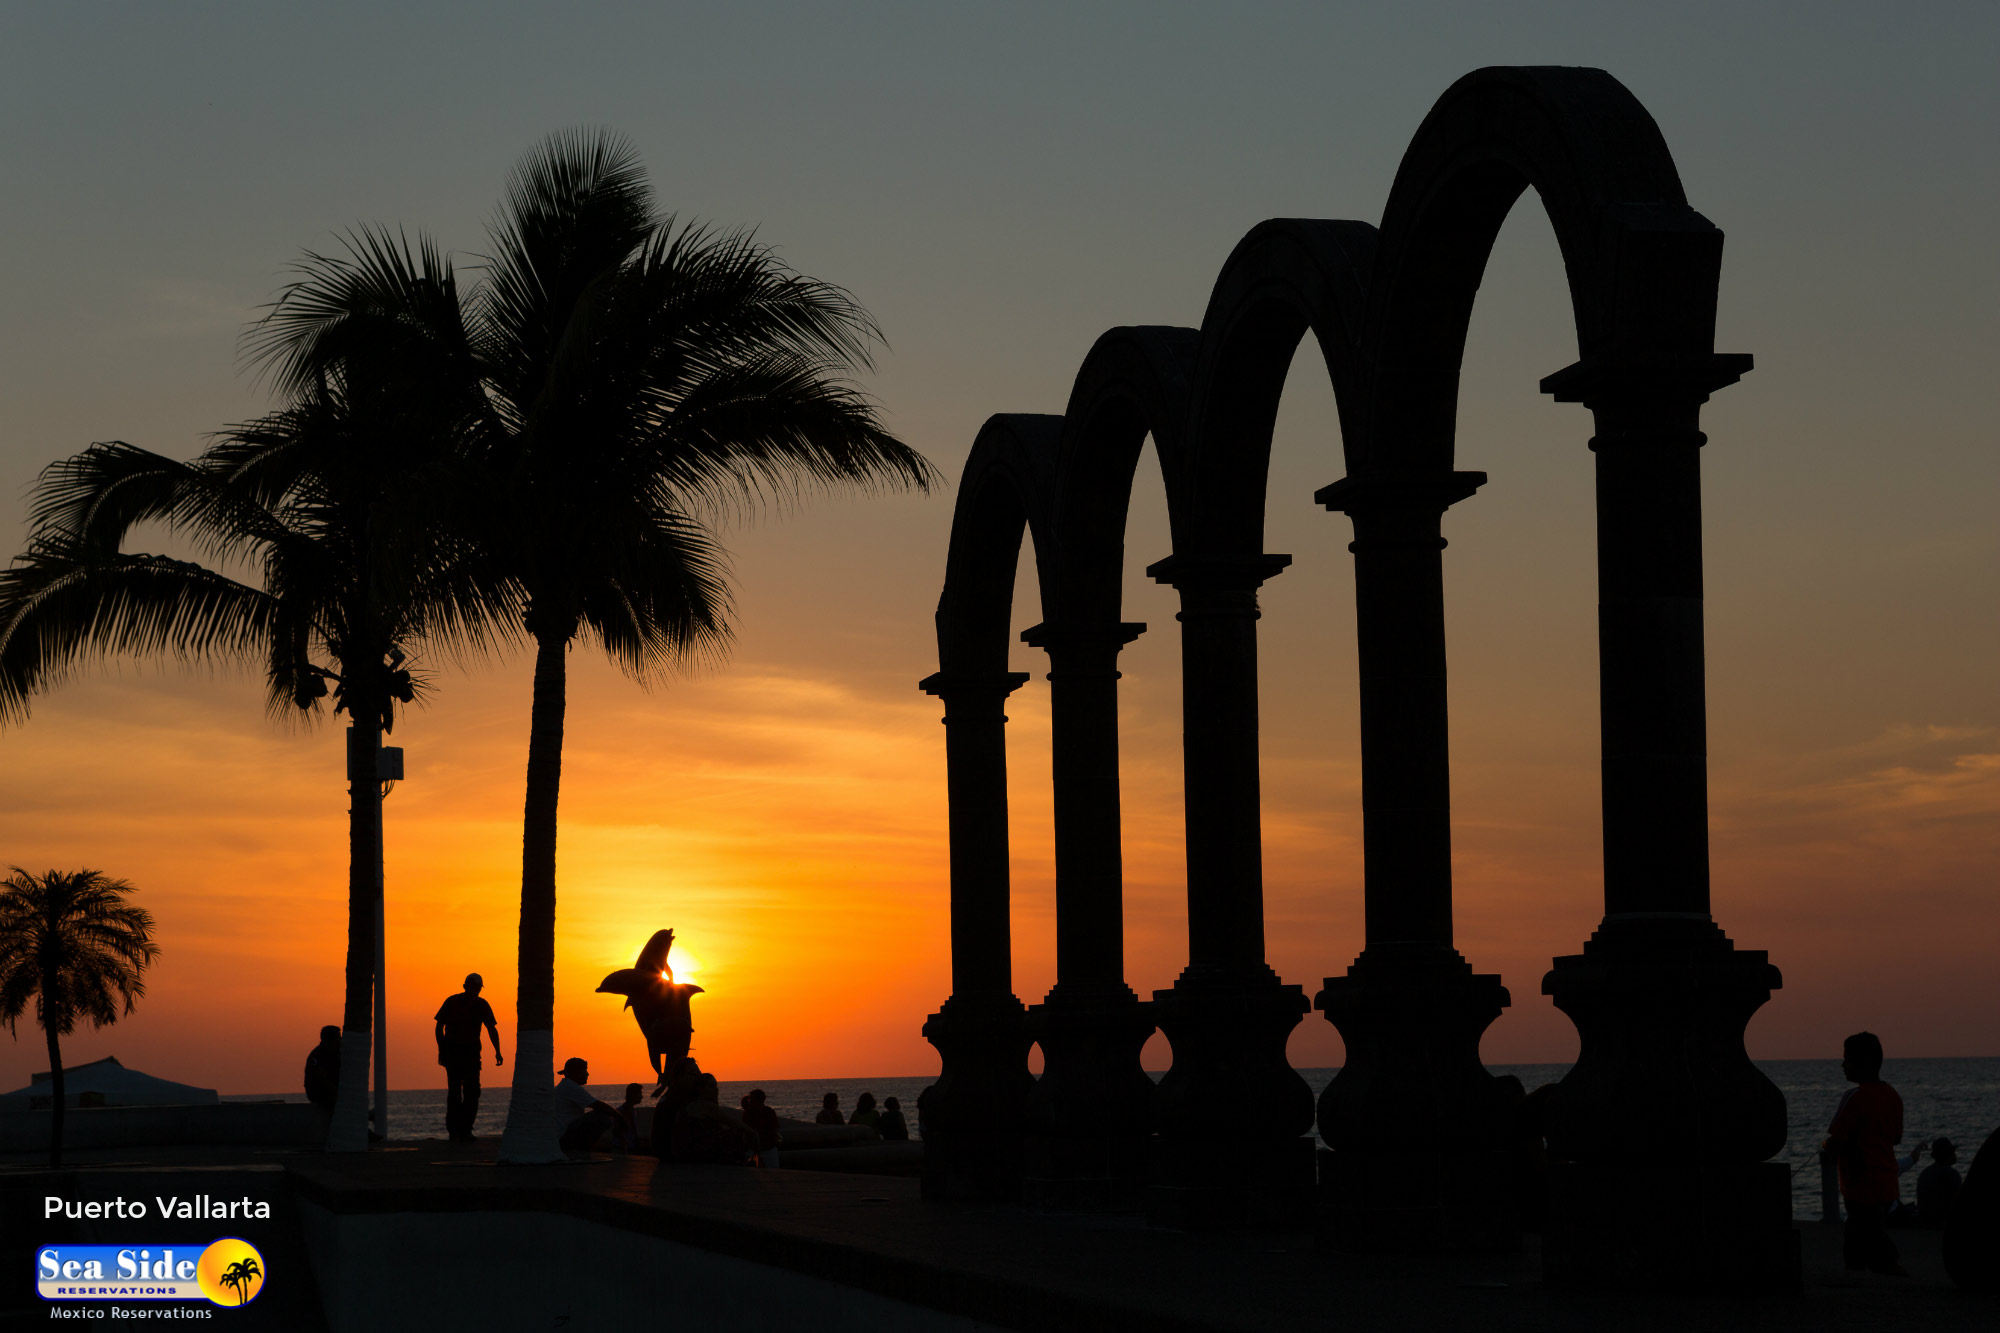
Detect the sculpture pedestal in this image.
<box><xmin>1022</xmin><ymin>988</ymin><xmax>1156</xmax><ymax>1212</ymax></box>
<box><xmin>1147</xmin><ymin>978</ymin><xmax>1314</xmax><ymax>1229</ymax></box>
<box><xmin>1540</xmin><ymin>919</ymin><xmax>1794</xmax><ymax>1290</ymax></box>
<box><xmin>920</xmin><ymin>995</ymin><xmax>1034</xmax><ymax>1202</ymax></box>
<box><xmin>1315</xmin><ymin>946</ymin><xmax>1517</xmax><ymax>1252</ymax></box>
<box><xmin>1543</xmin><ymin>1161</ymin><xmax>1799</xmax><ymax>1294</ymax></box>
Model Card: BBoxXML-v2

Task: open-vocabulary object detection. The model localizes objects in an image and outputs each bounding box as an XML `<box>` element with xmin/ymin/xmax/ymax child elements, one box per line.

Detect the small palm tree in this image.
<box><xmin>0</xmin><ymin>869</ymin><xmax>159</xmax><ymax>1167</ymax></box>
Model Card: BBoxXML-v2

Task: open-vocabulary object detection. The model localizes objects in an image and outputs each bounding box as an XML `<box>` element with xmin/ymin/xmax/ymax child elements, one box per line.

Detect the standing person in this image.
<box><xmin>1823</xmin><ymin>1031</ymin><xmax>1908</xmax><ymax>1276</ymax></box>
<box><xmin>434</xmin><ymin>973</ymin><xmax>503</xmax><ymax>1143</ymax></box>
<box><xmin>741</xmin><ymin>1089</ymin><xmax>782</xmax><ymax>1167</ymax></box>
<box><xmin>303</xmin><ymin>1026</ymin><xmax>342</xmax><ymax>1110</ymax></box>
<box><xmin>816</xmin><ymin>1092</ymin><xmax>844</xmax><ymax>1125</ymax></box>
<box><xmin>877</xmin><ymin>1096</ymin><xmax>909</xmax><ymax>1142</ymax></box>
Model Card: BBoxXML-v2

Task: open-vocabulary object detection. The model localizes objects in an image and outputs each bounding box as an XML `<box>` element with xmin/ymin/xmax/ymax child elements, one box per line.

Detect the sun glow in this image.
<box><xmin>666</xmin><ymin>951</ymin><xmax>701</xmax><ymax>984</ymax></box>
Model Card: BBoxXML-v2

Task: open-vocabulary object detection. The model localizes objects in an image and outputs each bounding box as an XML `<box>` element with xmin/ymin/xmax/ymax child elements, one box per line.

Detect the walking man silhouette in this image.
<box><xmin>435</xmin><ymin>973</ymin><xmax>503</xmax><ymax>1143</ymax></box>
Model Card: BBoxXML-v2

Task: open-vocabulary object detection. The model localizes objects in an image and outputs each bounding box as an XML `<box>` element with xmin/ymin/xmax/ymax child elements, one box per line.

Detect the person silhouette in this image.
<box><xmin>850</xmin><ymin>1091</ymin><xmax>880</xmax><ymax>1130</ymax></box>
<box><xmin>740</xmin><ymin>1089</ymin><xmax>782</xmax><ymax>1167</ymax></box>
<box><xmin>815</xmin><ymin>1092</ymin><xmax>843</xmax><ymax>1126</ymax></box>
<box><xmin>434</xmin><ymin>973</ymin><xmax>503</xmax><ymax>1143</ymax></box>
<box><xmin>303</xmin><ymin>1025</ymin><xmax>341</xmax><ymax>1109</ymax></box>
<box><xmin>878</xmin><ymin>1096</ymin><xmax>909</xmax><ymax>1142</ymax></box>
<box><xmin>1822</xmin><ymin>1031</ymin><xmax>1907</xmax><ymax>1276</ymax></box>
<box><xmin>1919</xmin><ymin>1137</ymin><xmax>1963</xmax><ymax>1229</ymax></box>
<box><xmin>554</xmin><ymin>1057</ymin><xmax>619</xmax><ymax>1152</ymax></box>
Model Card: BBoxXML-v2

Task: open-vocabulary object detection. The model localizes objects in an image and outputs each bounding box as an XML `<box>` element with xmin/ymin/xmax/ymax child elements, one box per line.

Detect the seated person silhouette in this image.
<box><xmin>609</xmin><ymin>1082</ymin><xmax>645</xmax><ymax>1153</ymax></box>
<box><xmin>667</xmin><ymin>1073</ymin><xmax>759</xmax><ymax>1165</ymax></box>
<box><xmin>596</xmin><ymin>929</ymin><xmax>704</xmax><ymax>1091</ymax></box>
<box><xmin>815</xmin><ymin>1092</ymin><xmax>844</xmax><ymax>1125</ymax></box>
<box><xmin>878</xmin><ymin>1096</ymin><xmax>909</xmax><ymax>1142</ymax></box>
<box><xmin>303</xmin><ymin>1026</ymin><xmax>341</xmax><ymax>1109</ymax></box>
<box><xmin>741</xmin><ymin>1089</ymin><xmax>782</xmax><ymax>1166</ymax></box>
<box><xmin>1920</xmin><ymin>1138</ymin><xmax>1963</xmax><ymax>1229</ymax></box>
<box><xmin>850</xmin><ymin>1091</ymin><xmax>881</xmax><ymax>1130</ymax></box>
<box><xmin>554</xmin><ymin>1057</ymin><xmax>619</xmax><ymax>1153</ymax></box>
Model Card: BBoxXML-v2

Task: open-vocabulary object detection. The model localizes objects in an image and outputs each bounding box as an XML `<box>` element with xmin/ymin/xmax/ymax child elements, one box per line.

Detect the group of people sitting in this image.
<box><xmin>552</xmin><ymin>1056</ymin><xmax>783</xmax><ymax>1165</ymax></box>
<box><xmin>813</xmin><ymin>1090</ymin><xmax>909</xmax><ymax>1140</ymax></box>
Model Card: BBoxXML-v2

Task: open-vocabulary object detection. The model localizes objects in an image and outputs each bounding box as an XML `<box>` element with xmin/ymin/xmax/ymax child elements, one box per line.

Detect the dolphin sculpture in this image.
<box><xmin>596</xmin><ymin>929</ymin><xmax>704</xmax><ymax>1088</ymax></box>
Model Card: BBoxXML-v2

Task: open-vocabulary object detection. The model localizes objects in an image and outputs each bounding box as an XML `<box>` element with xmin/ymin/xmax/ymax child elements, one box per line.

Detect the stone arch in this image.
<box><xmin>1019</xmin><ymin>326</ymin><xmax>1199</xmax><ymax>1153</ymax></box>
<box><xmin>916</xmin><ymin>413</ymin><xmax>1060</xmax><ymax>1198</ymax></box>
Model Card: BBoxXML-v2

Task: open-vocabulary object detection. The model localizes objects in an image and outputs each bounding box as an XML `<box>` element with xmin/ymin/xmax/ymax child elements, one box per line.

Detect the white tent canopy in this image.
<box><xmin>0</xmin><ymin>1055</ymin><xmax>219</xmax><ymax>1109</ymax></box>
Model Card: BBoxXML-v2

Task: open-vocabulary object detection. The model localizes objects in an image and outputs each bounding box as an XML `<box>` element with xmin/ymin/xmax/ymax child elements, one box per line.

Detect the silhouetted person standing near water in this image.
<box><xmin>1823</xmin><ymin>1031</ymin><xmax>1907</xmax><ymax>1276</ymax></box>
<box><xmin>303</xmin><ymin>1026</ymin><xmax>341</xmax><ymax>1109</ymax></box>
<box><xmin>435</xmin><ymin>973</ymin><xmax>502</xmax><ymax>1143</ymax></box>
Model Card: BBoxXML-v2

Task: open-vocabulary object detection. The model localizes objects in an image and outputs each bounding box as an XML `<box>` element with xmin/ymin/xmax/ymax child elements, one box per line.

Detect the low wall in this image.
<box><xmin>297</xmin><ymin>1200</ymin><xmax>1001</xmax><ymax>1332</ymax></box>
<box><xmin>0</xmin><ymin>1102</ymin><xmax>327</xmax><ymax>1153</ymax></box>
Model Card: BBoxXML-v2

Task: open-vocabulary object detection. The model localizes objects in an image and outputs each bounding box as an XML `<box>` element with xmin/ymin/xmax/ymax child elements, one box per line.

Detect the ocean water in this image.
<box><xmin>229</xmin><ymin>1056</ymin><xmax>1998</xmax><ymax>1221</ymax></box>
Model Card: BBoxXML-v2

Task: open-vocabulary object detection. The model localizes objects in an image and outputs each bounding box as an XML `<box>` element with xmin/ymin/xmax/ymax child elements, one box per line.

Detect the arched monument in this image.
<box><xmin>921</xmin><ymin>66</ymin><xmax>1793</xmax><ymax>1291</ymax></box>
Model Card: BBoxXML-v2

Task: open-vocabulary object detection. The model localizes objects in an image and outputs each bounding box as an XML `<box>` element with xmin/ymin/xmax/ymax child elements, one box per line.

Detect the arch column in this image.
<box><xmin>1017</xmin><ymin>621</ymin><xmax>1159</xmax><ymax>1209</ymax></box>
<box><xmin>1536</xmin><ymin>358</ymin><xmax>1792</xmax><ymax>1289</ymax></box>
<box><xmin>1311</xmin><ymin>470</ymin><xmax>1517</xmax><ymax>1252</ymax></box>
<box><xmin>1143</xmin><ymin>551</ymin><xmax>1315</xmax><ymax>1228</ymax></box>
<box><xmin>918</xmin><ymin>669</ymin><xmax>1037</xmax><ymax>1201</ymax></box>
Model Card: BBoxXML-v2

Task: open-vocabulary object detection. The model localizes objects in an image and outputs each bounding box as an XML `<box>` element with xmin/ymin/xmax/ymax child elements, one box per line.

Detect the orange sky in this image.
<box><xmin>2</xmin><ymin>8</ymin><xmax>1996</xmax><ymax>1095</ymax></box>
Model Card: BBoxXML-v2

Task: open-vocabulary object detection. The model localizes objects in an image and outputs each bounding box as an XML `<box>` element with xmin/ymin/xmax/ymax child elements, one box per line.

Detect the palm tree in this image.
<box><xmin>175</xmin><ymin>129</ymin><xmax>938</xmax><ymax>1161</ymax></box>
<box><xmin>470</xmin><ymin>133</ymin><xmax>938</xmax><ymax>1160</ymax></box>
<box><xmin>0</xmin><ymin>869</ymin><xmax>160</xmax><ymax>1167</ymax></box>
<box><xmin>0</xmin><ymin>233</ymin><xmax>505</xmax><ymax>1151</ymax></box>
<box><xmin>219</xmin><ymin>1257</ymin><xmax>261</xmax><ymax>1304</ymax></box>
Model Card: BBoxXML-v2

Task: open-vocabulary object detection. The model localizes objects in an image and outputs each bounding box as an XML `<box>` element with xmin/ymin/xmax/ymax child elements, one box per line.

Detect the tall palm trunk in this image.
<box><xmin>498</xmin><ymin>626</ymin><xmax>568</xmax><ymax>1162</ymax></box>
<box><xmin>328</xmin><ymin>715</ymin><xmax>382</xmax><ymax>1151</ymax></box>
<box><xmin>44</xmin><ymin>1010</ymin><xmax>63</xmax><ymax>1169</ymax></box>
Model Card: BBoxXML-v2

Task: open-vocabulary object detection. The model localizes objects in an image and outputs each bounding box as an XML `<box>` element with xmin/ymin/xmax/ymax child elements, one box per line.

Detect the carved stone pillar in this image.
<box><xmin>1536</xmin><ymin>356</ymin><xmax>1796</xmax><ymax>1292</ymax></box>
<box><xmin>1016</xmin><ymin>621</ymin><xmax>1159</xmax><ymax>1210</ymax></box>
<box><xmin>918</xmin><ymin>669</ymin><xmax>1037</xmax><ymax>1201</ymax></box>
<box><xmin>1312</xmin><ymin>470</ymin><xmax>1519</xmax><ymax>1252</ymax></box>
<box><xmin>1143</xmin><ymin>552</ymin><xmax>1315</xmax><ymax>1229</ymax></box>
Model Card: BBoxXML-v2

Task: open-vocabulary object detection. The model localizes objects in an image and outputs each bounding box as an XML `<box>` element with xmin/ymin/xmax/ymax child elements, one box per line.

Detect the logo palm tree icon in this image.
<box><xmin>218</xmin><ymin>1257</ymin><xmax>261</xmax><ymax>1304</ymax></box>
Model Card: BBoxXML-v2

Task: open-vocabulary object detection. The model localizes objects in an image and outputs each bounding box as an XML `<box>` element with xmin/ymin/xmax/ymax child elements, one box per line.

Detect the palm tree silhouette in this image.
<box><xmin>0</xmin><ymin>234</ymin><xmax>504</xmax><ymax>1151</ymax></box>
<box><xmin>0</xmin><ymin>869</ymin><xmax>159</xmax><ymax>1167</ymax></box>
<box><xmin>219</xmin><ymin>1256</ymin><xmax>261</xmax><ymax>1303</ymax></box>
<box><xmin>257</xmin><ymin>129</ymin><xmax>938</xmax><ymax>1160</ymax></box>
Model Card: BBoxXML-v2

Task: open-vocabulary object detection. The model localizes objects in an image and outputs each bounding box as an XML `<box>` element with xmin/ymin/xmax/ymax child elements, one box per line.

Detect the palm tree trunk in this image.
<box><xmin>498</xmin><ymin>627</ymin><xmax>568</xmax><ymax>1162</ymax></box>
<box><xmin>328</xmin><ymin>716</ymin><xmax>382</xmax><ymax>1152</ymax></box>
<box><xmin>44</xmin><ymin>1021</ymin><xmax>63</xmax><ymax>1169</ymax></box>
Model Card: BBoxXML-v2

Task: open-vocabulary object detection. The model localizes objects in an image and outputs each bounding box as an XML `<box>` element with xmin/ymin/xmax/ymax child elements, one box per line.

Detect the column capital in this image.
<box><xmin>1143</xmin><ymin>552</ymin><xmax>1292</xmax><ymax>592</ymax></box>
<box><xmin>1538</xmin><ymin>353</ymin><xmax>1753</xmax><ymax>406</ymax></box>
<box><xmin>1018</xmin><ymin>621</ymin><xmax>1146</xmax><ymax>652</ymax></box>
<box><xmin>1314</xmin><ymin>470</ymin><xmax>1486</xmax><ymax>515</ymax></box>
<box><xmin>918</xmin><ymin>669</ymin><xmax>1031</xmax><ymax>700</ymax></box>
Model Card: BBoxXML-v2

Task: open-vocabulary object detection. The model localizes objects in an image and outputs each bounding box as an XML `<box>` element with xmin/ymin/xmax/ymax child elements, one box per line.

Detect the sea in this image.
<box><xmin>227</xmin><ymin>1056</ymin><xmax>1999</xmax><ymax>1222</ymax></box>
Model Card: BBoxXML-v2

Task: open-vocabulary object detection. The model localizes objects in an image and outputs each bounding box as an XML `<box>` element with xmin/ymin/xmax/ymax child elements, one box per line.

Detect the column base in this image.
<box><xmin>1148</xmin><ymin>1136</ymin><xmax>1316</xmax><ymax>1231</ymax></box>
<box><xmin>1541</xmin><ymin>919</ymin><xmax>1786</xmax><ymax>1163</ymax></box>
<box><xmin>1021</xmin><ymin>988</ymin><xmax>1155</xmax><ymax>1211</ymax></box>
<box><xmin>1151</xmin><ymin>977</ymin><xmax>1313</xmax><ymax>1140</ymax></box>
<box><xmin>1314</xmin><ymin>947</ymin><xmax>1518</xmax><ymax>1252</ymax></box>
<box><xmin>1315</xmin><ymin>1145</ymin><xmax>1518</xmax><ymax>1253</ymax></box>
<box><xmin>1543</xmin><ymin>1160</ymin><xmax>1800</xmax><ymax>1294</ymax></box>
<box><xmin>920</xmin><ymin>994</ymin><xmax>1035</xmax><ymax>1202</ymax></box>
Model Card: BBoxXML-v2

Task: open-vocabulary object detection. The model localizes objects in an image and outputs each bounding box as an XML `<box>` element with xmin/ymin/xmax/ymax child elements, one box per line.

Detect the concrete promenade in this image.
<box><xmin>3</xmin><ymin>1140</ymin><xmax>1993</xmax><ymax>1330</ymax></box>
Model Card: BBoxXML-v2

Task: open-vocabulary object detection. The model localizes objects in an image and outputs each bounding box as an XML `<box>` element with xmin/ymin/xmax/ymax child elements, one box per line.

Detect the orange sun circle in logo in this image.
<box><xmin>195</xmin><ymin>1237</ymin><xmax>266</xmax><ymax>1306</ymax></box>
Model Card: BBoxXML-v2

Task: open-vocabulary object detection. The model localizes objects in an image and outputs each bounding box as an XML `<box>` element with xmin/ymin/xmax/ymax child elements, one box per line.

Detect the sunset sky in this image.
<box><xmin>1</xmin><ymin>2</ymin><xmax>1995</xmax><ymax>1095</ymax></box>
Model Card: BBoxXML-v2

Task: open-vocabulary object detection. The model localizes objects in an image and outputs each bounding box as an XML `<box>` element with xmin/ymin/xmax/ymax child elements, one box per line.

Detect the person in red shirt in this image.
<box><xmin>1823</xmin><ymin>1031</ymin><xmax>1907</xmax><ymax>1276</ymax></box>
